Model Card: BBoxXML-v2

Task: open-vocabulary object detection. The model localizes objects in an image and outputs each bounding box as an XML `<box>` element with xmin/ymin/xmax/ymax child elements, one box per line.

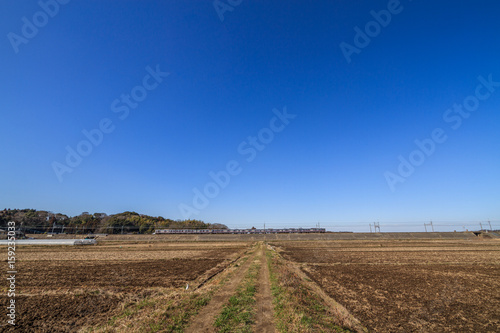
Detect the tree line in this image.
<box><xmin>0</xmin><ymin>209</ymin><xmax>227</xmax><ymax>234</ymax></box>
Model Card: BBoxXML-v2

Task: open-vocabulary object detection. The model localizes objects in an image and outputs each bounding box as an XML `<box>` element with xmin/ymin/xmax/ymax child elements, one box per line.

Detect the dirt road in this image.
<box><xmin>186</xmin><ymin>242</ymin><xmax>276</xmax><ymax>333</ymax></box>
<box><xmin>186</xmin><ymin>246</ymin><xmax>257</xmax><ymax>332</ymax></box>
<box><xmin>254</xmin><ymin>244</ymin><xmax>276</xmax><ymax>333</ymax></box>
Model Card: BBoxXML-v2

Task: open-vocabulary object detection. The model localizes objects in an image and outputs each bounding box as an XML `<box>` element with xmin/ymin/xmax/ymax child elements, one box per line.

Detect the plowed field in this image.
<box><xmin>274</xmin><ymin>240</ymin><xmax>500</xmax><ymax>332</ymax></box>
<box><xmin>0</xmin><ymin>242</ymin><xmax>248</xmax><ymax>332</ymax></box>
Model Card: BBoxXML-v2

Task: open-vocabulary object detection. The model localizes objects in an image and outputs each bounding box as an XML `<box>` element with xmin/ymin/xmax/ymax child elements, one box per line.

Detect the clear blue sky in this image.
<box><xmin>1</xmin><ymin>0</ymin><xmax>499</xmax><ymax>232</ymax></box>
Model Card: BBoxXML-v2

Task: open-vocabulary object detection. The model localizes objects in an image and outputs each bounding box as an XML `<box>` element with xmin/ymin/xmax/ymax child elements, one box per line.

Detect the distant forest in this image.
<box><xmin>0</xmin><ymin>209</ymin><xmax>227</xmax><ymax>234</ymax></box>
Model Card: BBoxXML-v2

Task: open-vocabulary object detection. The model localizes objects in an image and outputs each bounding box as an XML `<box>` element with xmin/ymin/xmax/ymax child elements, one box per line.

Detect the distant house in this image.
<box><xmin>94</xmin><ymin>213</ymin><xmax>107</xmax><ymax>218</ymax></box>
<box><xmin>55</xmin><ymin>214</ymin><xmax>68</xmax><ymax>221</ymax></box>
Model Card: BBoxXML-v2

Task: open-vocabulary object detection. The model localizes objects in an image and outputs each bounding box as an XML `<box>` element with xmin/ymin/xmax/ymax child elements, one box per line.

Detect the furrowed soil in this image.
<box><xmin>273</xmin><ymin>240</ymin><xmax>500</xmax><ymax>332</ymax></box>
<box><xmin>3</xmin><ymin>237</ymin><xmax>499</xmax><ymax>332</ymax></box>
<box><xmin>0</xmin><ymin>242</ymin><xmax>250</xmax><ymax>332</ymax></box>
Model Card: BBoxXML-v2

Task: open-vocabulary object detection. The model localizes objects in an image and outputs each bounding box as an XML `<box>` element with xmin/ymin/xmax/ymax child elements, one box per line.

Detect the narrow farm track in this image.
<box><xmin>254</xmin><ymin>244</ymin><xmax>276</xmax><ymax>333</ymax></box>
<box><xmin>185</xmin><ymin>246</ymin><xmax>258</xmax><ymax>333</ymax></box>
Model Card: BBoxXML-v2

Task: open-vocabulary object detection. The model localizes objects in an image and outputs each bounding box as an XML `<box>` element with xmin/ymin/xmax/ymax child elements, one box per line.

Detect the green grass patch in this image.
<box><xmin>158</xmin><ymin>292</ymin><xmax>214</xmax><ymax>332</ymax></box>
<box><xmin>214</xmin><ymin>261</ymin><xmax>260</xmax><ymax>332</ymax></box>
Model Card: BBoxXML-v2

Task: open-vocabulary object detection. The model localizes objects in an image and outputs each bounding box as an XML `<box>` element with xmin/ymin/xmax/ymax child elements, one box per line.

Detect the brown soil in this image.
<box><xmin>0</xmin><ymin>242</ymin><xmax>249</xmax><ymax>332</ymax></box>
<box><xmin>4</xmin><ymin>244</ymin><xmax>243</xmax><ymax>262</ymax></box>
<box><xmin>275</xmin><ymin>240</ymin><xmax>500</xmax><ymax>332</ymax></box>
<box><xmin>17</xmin><ymin>259</ymin><xmax>224</xmax><ymax>292</ymax></box>
<box><xmin>0</xmin><ymin>294</ymin><xmax>121</xmax><ymax>333</ymax></box>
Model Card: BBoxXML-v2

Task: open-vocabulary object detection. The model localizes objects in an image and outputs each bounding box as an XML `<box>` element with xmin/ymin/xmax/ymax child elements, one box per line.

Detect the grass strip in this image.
<box><xmin>266</xmin><ymin>249</ymin><xmax>353</xmax><ymax>333</ymax></box>
<box><xmin>213</xmin><ymin>260</ymin><xmax>261</xmax><ymax>332</ymax></box>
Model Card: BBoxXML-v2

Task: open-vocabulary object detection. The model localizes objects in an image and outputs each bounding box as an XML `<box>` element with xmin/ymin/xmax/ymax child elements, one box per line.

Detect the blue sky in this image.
<box><xmin>1</xmin><ymin>0</ymin><xmax>499</xmax><ymax>232</ymax></box>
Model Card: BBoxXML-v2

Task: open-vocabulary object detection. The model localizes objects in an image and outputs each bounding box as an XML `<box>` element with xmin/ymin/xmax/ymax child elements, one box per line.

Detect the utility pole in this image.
<box><xmin>369</xmin><ymin>223</ymin><xmax>372</xmax><ymax>233</ymax></box>
<box><xmin>374</xmin><ymin>222</ymin><xmax>381</xmax><ymax>233</ymax></box>
<box><xmin>488</xmin><ymin>220</ymin><xmax>492</xmax><ymax>230</ymax></box>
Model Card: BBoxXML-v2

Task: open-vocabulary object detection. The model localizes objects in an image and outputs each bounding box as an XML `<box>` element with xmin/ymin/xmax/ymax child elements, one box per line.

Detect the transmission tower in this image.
<box><xmin>424</xmin><ymin>221</ymin><xmax>434</xmax><ymax>232</ymax></box>
<box><xmin>479</xmin><ymin>221</ymin><xmax>492</xmax><ymax>231</ymax></box>
<box><xmin>369</xmin><ymin>222</ymin><xmax>381</xmax><ymax>233</ymax></box>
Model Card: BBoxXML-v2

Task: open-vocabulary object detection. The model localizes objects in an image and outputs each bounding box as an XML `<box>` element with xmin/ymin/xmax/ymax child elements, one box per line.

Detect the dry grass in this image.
<box><xmin>0</xmin><ymin>242</ymin><xmax>245</xmax><ymax>262</ymax></box>
<box><xmin>85</xmin><ymin>250</ymin><xmax>254</xmax><ymax>332</ymax></box>
<box><xmin>266</xmin><ymin>247</ymin><xmax>357</xmax><ymax>332</ymax></box>
<box><xmin>213</xmin><ymin>260</ymin><xmax>260</xmax><ymax>332</ymax></box>
<box><xmin>275</xmin><ymin>239</ymin><xmax>500</xmax><ymax>332</ymax></box>
<box><xmin>0</xmin><ymin>241</ymin><xmax>251</xmax><ymax>332</ymax></box>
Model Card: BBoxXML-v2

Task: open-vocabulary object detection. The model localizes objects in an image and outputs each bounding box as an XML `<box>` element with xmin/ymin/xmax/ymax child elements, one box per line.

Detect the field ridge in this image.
<box><xmin>185</xmin><ymin>245</ymin><xmax>258</xmax><ymax>332</ymax></box>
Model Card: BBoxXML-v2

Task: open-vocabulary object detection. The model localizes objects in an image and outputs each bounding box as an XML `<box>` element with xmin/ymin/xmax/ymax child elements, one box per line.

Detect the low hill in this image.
<box><xmin>0</xmin><ymin>208</ymin><xmax>226</xmax><ymax>234</ymax></box>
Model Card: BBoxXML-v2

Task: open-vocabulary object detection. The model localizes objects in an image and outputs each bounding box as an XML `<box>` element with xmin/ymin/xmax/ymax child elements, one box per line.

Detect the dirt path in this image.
<box><xmin>185</xmin><ymin>246</ymin><xmax>257</xmax><ymax>333</ymax></box>
<box><xmin>254</xmin><ymin>244</ymin><xmax>276</xmax><ymax>333</ymax></box>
